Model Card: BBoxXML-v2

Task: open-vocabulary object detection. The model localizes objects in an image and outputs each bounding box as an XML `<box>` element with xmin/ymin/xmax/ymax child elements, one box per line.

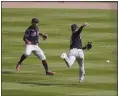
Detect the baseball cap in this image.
<box><xmin>31</xmin><ymin>17</ymin><xmax>39</xmax><ymax>23</ymax></box>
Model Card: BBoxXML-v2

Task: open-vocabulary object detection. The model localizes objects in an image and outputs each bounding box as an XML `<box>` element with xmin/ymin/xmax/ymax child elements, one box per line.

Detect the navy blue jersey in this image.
<box><xmin>23</xmin><ymin>26</ymin><xmax>39</xmax><ymax>44</ymax></box>
<box><xmin>70</xmin><ymin>25</ymin><xmax>84</xmax><ymax>49</ymax></box>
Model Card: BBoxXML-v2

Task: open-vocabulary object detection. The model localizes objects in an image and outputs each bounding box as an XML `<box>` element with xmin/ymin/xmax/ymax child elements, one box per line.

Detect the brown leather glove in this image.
<box><xmin>42</xmin><ymin>34</ymin><xmax>48</xmax><ymax>40</ymax></box>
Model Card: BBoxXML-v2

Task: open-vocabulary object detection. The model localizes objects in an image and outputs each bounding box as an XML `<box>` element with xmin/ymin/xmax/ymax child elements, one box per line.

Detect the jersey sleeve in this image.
<box><xmin>23</xmin><ymin>29</ymin><xmax>31</xmax><ymax>41</ymax></box>
<box><xmin>74</xmin><ymin>26</ymin><xmax>84</xmax><ymax>35</ymax></box>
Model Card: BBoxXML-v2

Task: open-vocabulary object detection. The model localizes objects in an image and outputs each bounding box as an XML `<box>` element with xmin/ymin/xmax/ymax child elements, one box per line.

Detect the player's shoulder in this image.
<box><xmin>27</xmin><ymin>25</ymin><xmax>33</xmax><ymax>29</ymax></box>
<box><xmin>26</xmin><ymin>26</ymin><xmax>33</xmax><ymax>31</ymax></box>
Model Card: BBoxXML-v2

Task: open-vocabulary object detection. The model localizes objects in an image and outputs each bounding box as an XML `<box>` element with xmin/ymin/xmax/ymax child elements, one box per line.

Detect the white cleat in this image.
<box><xmin>79</xmin><ymin>75</ymin><xmax>84</xmax><ymax>83</ymax></box>
<box><xmin>61</xmin><ymin>53</ymin><xmax>70</xmax><ymax>67</ymax></box>
<box><xmin>61</xmin><ymin>53</ymin><xmax>67</xmax><ymax>59</ymax></box>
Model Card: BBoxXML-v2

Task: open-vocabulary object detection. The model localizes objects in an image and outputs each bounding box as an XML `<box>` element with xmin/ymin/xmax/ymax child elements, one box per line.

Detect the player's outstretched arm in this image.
<box><xmin>39</xmin><ymin>33</ymin><xmax>48</xmax><ymax>40</ymax></box>
<box><xmin>82</xmin><ymin>42</ymin><xmax>92</xmax><ymax>50</ymax></box>
<box><xmin>81</xmin><ymin>22</ymin><xmax>89</xmax><ymax>27</ymax></box>
<box><xmin>76</xmin><ymin>22</ymin><xmax>89</xmax><ymax>34</ymax></box>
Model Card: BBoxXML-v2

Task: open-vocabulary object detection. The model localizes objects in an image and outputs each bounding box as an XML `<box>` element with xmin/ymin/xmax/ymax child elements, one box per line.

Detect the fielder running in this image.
<box><xmin>61</xmin><ymin>22</ymin><xmax>89</xmax><ymax>82</ymax></box>
<box><xmin>16</xmin><ymin>17</ymin><xmax>55</xmax><ymax>76</ymax></box>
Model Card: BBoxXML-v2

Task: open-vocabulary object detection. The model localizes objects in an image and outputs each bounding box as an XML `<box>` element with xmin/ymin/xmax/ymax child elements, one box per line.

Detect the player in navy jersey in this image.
<box><xmin>16</xmin><ymin>17</ymin><xmax>55</xmax><ymax>76</ymax></box>
<box><xmin>61</xmin><ymin>22</ymin><xmax>88</xmax><ymax>82</ymax></box>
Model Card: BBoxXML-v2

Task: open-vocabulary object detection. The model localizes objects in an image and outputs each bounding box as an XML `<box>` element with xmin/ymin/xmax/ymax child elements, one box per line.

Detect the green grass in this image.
<box><xmin>2</xmin><ymin>8</ymin><xmax>117</xmax><ymax>96</ymax></box>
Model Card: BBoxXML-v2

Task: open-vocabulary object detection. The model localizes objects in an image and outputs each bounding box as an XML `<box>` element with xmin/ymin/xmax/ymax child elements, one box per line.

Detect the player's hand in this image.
<box><xmin>43</xmin><ymin>34</ymin><xmax>48</xmax><ymax>40</ymax></box>
<box><xmin>82</xmin><ymin>42</ymin><xmax>92</xmax><ymax>50</ymax></box>
<box><xmin>82</xmin><ymin>22</ymin><xmax>89</xmax><ymax>27</ymax></box>
<box><xmin>86</xmin><ymin>42</ymin><xmax>92</xmax><ymax>50</ymax></box>
<box><xmin>25</xmin><ymin>39</ymin><xmax>32</xmax><ymax>44</ymax></box>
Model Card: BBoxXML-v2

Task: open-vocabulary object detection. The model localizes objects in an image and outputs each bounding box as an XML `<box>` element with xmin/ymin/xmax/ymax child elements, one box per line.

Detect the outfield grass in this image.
<box><xmin>2</xmin><ymin>8</ymin><xmax>117</xmax><ymax>96</ymax></box>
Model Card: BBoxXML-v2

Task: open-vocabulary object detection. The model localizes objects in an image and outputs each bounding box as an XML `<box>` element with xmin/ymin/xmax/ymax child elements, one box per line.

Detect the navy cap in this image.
<box><xmin>71</xmin><ymin>24</ymin><xmax>79</xmax><ymax>31</ymax></box>
<box><xmin>31</xmin><ymin>17</ymin><xmax>39</xmax><ymax>23</ymax></box>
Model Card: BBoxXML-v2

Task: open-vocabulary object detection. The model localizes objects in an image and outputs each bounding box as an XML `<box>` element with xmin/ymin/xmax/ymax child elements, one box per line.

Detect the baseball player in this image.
<box><xmin>61</xmin><ymin>22</ymin><xmax>89</xmax><ymax>82</ymax></box>
<box><xmin>16</xmin><ymin>17</ymin><xmax>55</xmax><ymax>76</ymax></box>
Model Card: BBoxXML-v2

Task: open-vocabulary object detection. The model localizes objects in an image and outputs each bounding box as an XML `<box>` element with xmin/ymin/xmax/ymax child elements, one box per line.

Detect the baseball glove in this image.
<box><xmin>82</xmin><ymin>42</ymin><xmax>92</xmax><ymax>50</ymax></box>
<box><xmin>43</xmin><ymin>34</ymin><xmax>48</xmax><ymax>40</ymax></box>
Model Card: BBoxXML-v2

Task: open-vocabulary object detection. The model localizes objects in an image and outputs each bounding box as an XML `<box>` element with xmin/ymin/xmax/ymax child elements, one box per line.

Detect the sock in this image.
<box><xmin>18</xmin><ymin>54</ymin><xmax>27</xmax><ymax>64</ymax></box>
<box><xmin>42</xmin><ymin>60</ymin><xmax>49</xmax><ymax>72</ymax></box>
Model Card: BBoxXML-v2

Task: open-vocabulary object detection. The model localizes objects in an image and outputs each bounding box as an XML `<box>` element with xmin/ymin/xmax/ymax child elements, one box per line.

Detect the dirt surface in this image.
<box><xmin>2</xmin><ymin>1</ymin><xmax>117</xmax><ymax>9</ymax></box>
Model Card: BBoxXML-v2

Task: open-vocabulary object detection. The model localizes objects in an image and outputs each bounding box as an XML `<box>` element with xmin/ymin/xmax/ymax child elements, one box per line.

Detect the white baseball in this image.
<box><xmin>106</xmin><ymin>60</ymin><xmax>110</xmax><ymax>63</ymax></box>
<box><xmin>85</xmin><ymin>22</ymin><xmax>89</xmax><ymax>26</ymax></box>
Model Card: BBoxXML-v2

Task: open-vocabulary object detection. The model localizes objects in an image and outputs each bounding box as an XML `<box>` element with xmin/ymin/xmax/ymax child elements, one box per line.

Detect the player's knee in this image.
<box><xmin>40</xmin><ymin>53</ymin><xmax>46</xmax><ymax>60</ymax></box>
<box><xmin>68</xmin><ymin>62</ymin><xmax>73</xmax><ymax>68</ymax></box>
<box><xmin>79</xmin><ymin>56</ymin><xmax>84</xmax><ymax>60</ymax></box>
<box><xmin>24</xmin><ymin>53</ymin><xmax>30</xmax><ymax>57</ymax></box>
<box><xmin>41</xmin><ymin>57</ymin><xmax>46</xmax><ymax>61</ymax></box>
<box><xmin>38</xmin><ymin>55</ymin><xmax>46</xmax><ymax>61</ymax></box>
<box><xmin>68</xmin><ymin>65</ymin><xmax>72</xmax><ymax>68</ymax></box>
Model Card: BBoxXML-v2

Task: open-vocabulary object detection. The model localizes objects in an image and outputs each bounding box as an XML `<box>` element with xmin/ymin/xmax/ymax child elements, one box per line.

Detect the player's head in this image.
<box><xmin>71</xmin><ymin>24</ymin><xmax>79</xmax><ymax>32</ymax></box>
<box><xmin>31</xmin><ymin>17</ymin><xmax>39</xmax><ymax>27</ymax></box>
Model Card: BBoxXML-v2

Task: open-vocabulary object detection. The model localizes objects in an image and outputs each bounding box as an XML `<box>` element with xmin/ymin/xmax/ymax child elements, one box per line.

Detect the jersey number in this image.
<box><xmin>31</xmin><ymin>32</ymin><xmax>37</xmax><ymax>36</ymax></box>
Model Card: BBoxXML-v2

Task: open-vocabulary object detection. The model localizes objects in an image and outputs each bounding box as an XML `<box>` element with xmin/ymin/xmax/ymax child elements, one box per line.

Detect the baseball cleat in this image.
<box><xmin>79</xmin><ymin>75</ymin><xmax>84</xmax><ymax>83</ymax></box>
<box><xmin>61</xmin><ymin>53</ymin><xmax>67</xmax><ymax>59</ymax></box>
<box><xmin>16</xmin><ymin>63</ymin><xmax>21</xmax><ymax>71</ymax></box>
<box><xmin>46</xmin><ymin>71</ymin><xmax>55</xmax><ymax>76</ymax></box>
<box><xmin>61</xmin><ymin>53</ymin><xmax>71</xmax><ymax>67</ymax></box>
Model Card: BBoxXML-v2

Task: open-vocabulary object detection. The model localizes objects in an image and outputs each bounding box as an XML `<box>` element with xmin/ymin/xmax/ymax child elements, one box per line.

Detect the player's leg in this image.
<box><xmin>16</xmin><ymin>45</ymin><xmax>33</xmax><ymax>71</ymax></box>
<box><xmin>61</xmin><ymin>49</ymin><xmax>76</xmax><ymax>67</ymax></box>
<box><xmin>33</xmin><ymin>45</ymin><xmax>55</xmax><ymax>75</ymax></box>
<box><xmin>76</xmin><ymin>50</ymin><xmax>85</xmax><ymax>82</ymax></box>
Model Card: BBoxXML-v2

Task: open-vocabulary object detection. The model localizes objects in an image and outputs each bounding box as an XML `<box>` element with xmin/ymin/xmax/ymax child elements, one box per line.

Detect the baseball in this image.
<box><xmin>106</xmin><ymin>60</ymin><xmax>110</xmax><ymax>63</ymax></box>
